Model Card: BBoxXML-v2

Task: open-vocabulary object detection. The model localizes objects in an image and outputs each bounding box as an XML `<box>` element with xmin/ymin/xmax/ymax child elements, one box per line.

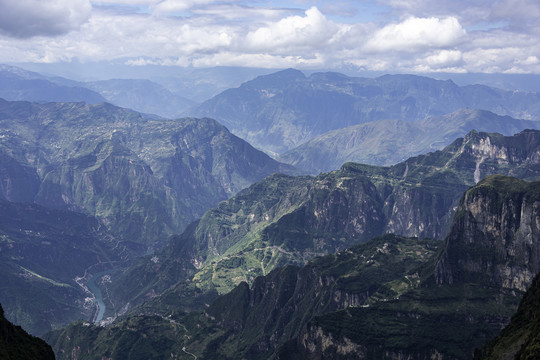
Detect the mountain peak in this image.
<box><xmin>244</xmin><ymin>68</ymin><xmax>306</xmax><ymax>89</ymax></box>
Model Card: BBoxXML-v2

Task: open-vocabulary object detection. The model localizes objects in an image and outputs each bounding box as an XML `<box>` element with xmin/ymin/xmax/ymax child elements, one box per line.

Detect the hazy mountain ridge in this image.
<box><xmin>0</xmin><ymin>98</ymin><xmax>295</xmax><ymax>248</ymax></box>
<box><xmin>280</xmin><ymin>108</ymin><xmax>540</xmax><ymax>173</ymax></box>
<box><xmin>84</xmin><ymin>79</ymin><xmax>196</xmax><ymax>118</ymax></box>
<box><xmin>0</xmin><ymin>64</ymin><xmax>274</xmax><ymax>118</ymax></box>
<box><xmin>188</xmin><ymin>69</ymin><xmax>540</xmax><ymax>155</ymax></box>
<box><xmin>0</xmin><ymin>64</ymin><xmax>196</xmax><ymax>117</ymax></box>
<box><xmin>0</xmin><ymin>65</ymin><xmax>106</xmax><ymax>104</ymax></box>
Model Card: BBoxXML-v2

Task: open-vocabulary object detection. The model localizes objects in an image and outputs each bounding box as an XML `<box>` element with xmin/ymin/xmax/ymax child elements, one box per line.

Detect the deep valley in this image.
<box><xmin>2</xmin><ymin>65</ymin><xmax>540</xmax><ymax>359</ymax></box>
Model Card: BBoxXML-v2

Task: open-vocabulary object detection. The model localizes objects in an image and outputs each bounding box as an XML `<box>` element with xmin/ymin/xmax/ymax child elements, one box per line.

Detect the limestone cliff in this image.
<box><xmin>283</xmin><ymin>176</ymin><xmax>540</xmax><ymax>360</ymax></box>
<box><xmin>113</xmin><ymin>129</ymin><xmax>540</xmax><ymax>308</ymax></box>
<box><xmin>435</xmin><ymin>175</ymin><xmax>540</xmax><ymax>291</ymax></box>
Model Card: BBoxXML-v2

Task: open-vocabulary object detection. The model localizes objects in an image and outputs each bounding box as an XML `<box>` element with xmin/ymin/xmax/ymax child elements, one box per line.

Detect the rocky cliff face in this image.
<box><xmin>111</xmin><ymin>130</ymin><xmax>540</xmax><ymax>310</ymax></box>
<box><xmin>284</xmin><ymin>326</ymin><xmax>368</xmax><ymax>360</ymax></box>
<box><xmin>287</xmin><ymin>176</ymin><xmax>540</xmax><ymax>360</ymax></box>
<box><xmin>435</xmin><ymin>175</ymin><xmax>540</xmax><ymax>291</ymax></box>
<box><xmin>284</xmin><ymin>325</ymin><xmax>446</xmax><ymax>360</ymax></box>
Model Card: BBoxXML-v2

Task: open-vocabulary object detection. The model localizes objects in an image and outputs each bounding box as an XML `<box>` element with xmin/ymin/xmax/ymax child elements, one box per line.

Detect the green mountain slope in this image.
<box><xmin>477</xmin><ymin>271</ymin><xmax>540</xmax><ymax>360</ymax></box>
<box><xmin>0</xmin><ymin>148</ymin><xmax>41</xmax><ymax>203</ymax></box>
<box><xmin>189</xmin><ymin>70</ymin><xmax>540</xmax><ymax>154</ymax></box>
<box><xmin>0</xmin><ymin>98</ymin><xmax>295</xmax><ymax>249</ymax></box>
<box><xmin>0</xmin><ymin>198</ymin><xmax>122</xmax><ymax>335</ymax></box>
<box><xmin>46</xmin><ymin>175</ymin><xmax>540</xmax><ymax>359</ymax></box>
<box><xmin>279</xmin><ymin>108</ymin><xmax>540</xmax><ymax>173</ymax></box>
<box><xmin>0</xmin><ymin>97</ymin><xmax>295</xmax><ymax>334</ymax></box>
<box><xmin>110</xmin><ymin>129</ymin><xmax>540</xmax><ymax>313</ymax></box>
<box><xmin>45</xmin><ymin>234</ymin><xmax>440</xmax><ymax>360</ymax></box>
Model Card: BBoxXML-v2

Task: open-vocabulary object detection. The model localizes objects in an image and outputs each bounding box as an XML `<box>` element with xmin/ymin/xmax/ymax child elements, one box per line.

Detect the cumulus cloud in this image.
<box><xmin>463</xmin><ymin>47</ymin><xmax>532</xmax><ymax>73</ymax></box>
<box><xmin>364</xmin><ymin>16</ymin><xmax>466</xmax><ymax>52</ymax></box>
<box><xmin>0</xmin><ymin>0</ymin><xmax>91</xmax><ymax>38</ymax></box>
<box><xmin>245</xmin><ymin>7</ymin><xmax>342</xmax><ymax>53</ymax></box>
<box><xmin>75</xmin><ymin>12</ymin><xmax>233</xmax><ymax>60</ymax></box>
<box><xmin>379</xmin><ymin>0</ymin><xmax>540</xmax><ymax>28</ymax></box>
<box><xmin>425</xmin><ymin>50</ymin><xmax>463</xmax><ymax>66</ymax></box>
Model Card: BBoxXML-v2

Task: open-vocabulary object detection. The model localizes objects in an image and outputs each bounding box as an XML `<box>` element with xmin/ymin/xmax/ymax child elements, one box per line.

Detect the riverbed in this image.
<box><xmin>86</xmin><ymin>270</ymin><xmax>111</xmax><ymax>324</ymax></box>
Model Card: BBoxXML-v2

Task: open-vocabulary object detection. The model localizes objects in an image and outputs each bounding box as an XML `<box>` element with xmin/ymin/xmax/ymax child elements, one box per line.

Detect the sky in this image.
<box><xmin>0</xmin><ymin>0</ymin><xmax>540</xmax><ymax>74</ymax></box>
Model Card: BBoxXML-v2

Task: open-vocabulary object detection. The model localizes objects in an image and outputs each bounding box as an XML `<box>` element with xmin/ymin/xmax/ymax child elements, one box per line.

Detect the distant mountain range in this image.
<box><xmin>0</xmin><ymin>65</ymin><xmax>195</xmax><ymax>117</ymax></box>
<box><xmin>279</xmin><ymin>108</ymin><xmax>540</xmax><ymax>174</ymax></box>
<box><xmin>0</xmin><ymin>65</ymin><xmax>106</xmax><ymax>104</ymax></box>
<box><xmin>6</xmin><ymin>64</ymin><xmax>540</xmax><ymax>175</ymax></box>
<box><xmin>84</xmin><ymin>79</ymin><xmax>195</xmax><ymax>118</ymax></box>
<box><xmin>188</xmin><ymin>69</ymin><xmax>540</xmax><ymax>155</ymax></box>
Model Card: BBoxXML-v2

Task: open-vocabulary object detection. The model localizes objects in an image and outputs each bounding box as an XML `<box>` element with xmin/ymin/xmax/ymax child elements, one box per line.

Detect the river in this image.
<box><xmin>86</xmin><ymin>270</ymin><xmax>112</xmax><ymax>324</ymax></box>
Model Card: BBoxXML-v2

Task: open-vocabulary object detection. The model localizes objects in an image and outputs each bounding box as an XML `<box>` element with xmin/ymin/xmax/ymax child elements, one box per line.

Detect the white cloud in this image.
<box><xmin>425</xmin><ymin>50</ymin><xmax>463</xmax><ymax>66</ymax></box>
<box><xmin>0</xmin><ymin>0</ymin><xmax>539</xmax><ymax>74</ymax></box>
<box><xmin>463</xmin><ymin>47</ymin><xmax>533</xmax><ymax>73</ymax></box>
<box><xmin>364</xmin><ymin>17</ymin><xmax>466</xmax><ymax>52</ymax></box>
<box><xmin>191</xmin><ymin>52</ymin><xmax>326</xmax><ymax>68</ymax></box>
<box><xmin>152</xmin><ymin>0</ymin><xmax>215</xmax><ymax>14</ymax></box>
<box><xmin>78</xmin><ymin>12</ymin><xmax>233</xmax><ymax>59</ymax></box>
<box><xmin>519</xmin><ymin>56</ymin><xmax>539</xmax><ymax>65</ymax></box>
<box><xmin>245</xmin><ymin>7</ymin><xmax>342</xmax><ymax>52</ymax></box>
<box><xmin>0</xmin><ymin>9</ymin><xmax>235</xmax><ymax>63</ymax></box>
<box><xmin>379</xmin><ymin>0</ymin><xmax>540</xmax><ymax>29</ymax></box>
<box><xmin>0</xmin><ymin>0</ymin><xmax>92</xmax><ymax>38</ymax></box>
